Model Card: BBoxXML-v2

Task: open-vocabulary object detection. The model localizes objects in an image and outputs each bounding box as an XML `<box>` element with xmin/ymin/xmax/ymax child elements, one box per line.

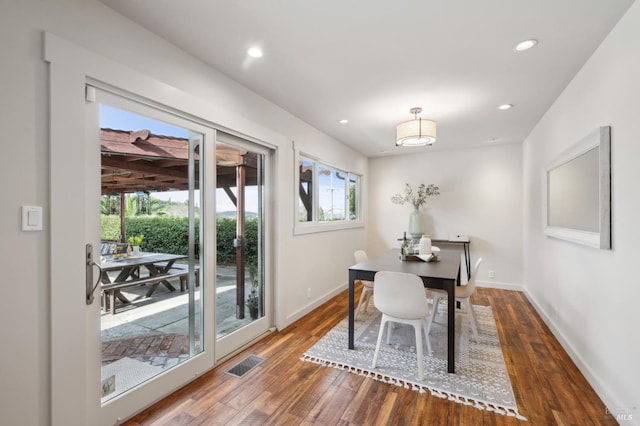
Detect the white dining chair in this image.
<box><xmin>371</xmin><ymin>271</ymin><xmax>433</xmax><ymax>381</ymax></box>
<box><xmin>429</xmin><ymin>257</ymin><xmax>483</xmax><ymax>341</ymax></box>
<box><xmin>354</xmin><ymin>250</ymin><xmax>374</xmax><ymax>317</ymax></box>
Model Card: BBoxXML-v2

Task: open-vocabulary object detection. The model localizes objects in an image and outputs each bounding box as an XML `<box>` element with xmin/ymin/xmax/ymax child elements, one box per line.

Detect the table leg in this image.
<box><xmin>144</xmin><ymin>262</ymin><xmax>177</xmax><ymax>297</ymax></box>
<box><xmin>115</xmin><ymin>290</ymin><xmax>129</xmax><ymax>303</ymax></box>
<box><xmin>348</xmin><ymin>269</ymin><xmax>356</xmax><ymax>350</ymax></box>
<box><xmin>102</xmin><ymin>269</ymin><xmax>132</xmax><ymax>314</ymax></box>
<box><xmin>145</xmin><ymin>282</ymin><xmax>160</xmax><ymax>298</ymax></box>
<box><xmin>447</xmin><ymin>278</ymin><xmax>456</xmax><ymax>374</ymax></box>
<box><xmin>160</xmin><ymin>280</ymin><xmax>177</xmax><ymax>292</ymax></box>
<box><xmin>110</xmin><ymin>290</ymin><xmax>116</xmax><ymax>315</ymax></box>
<box><xmin>464</xmin><ymin>242</ymin><xmax>471</xmax><ymax>280</ymax></box>
<box><xmin>144</xmin><ymin>279</ymin><xmax>176</xmax><ymax>297</ymax></box>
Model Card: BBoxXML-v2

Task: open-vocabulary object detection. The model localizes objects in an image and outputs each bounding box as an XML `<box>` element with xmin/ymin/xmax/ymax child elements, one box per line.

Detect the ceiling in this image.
<box><xmin>99</xmin><ymin>0</ymin><xmax>634</xmax><ymax>157</ymax></box>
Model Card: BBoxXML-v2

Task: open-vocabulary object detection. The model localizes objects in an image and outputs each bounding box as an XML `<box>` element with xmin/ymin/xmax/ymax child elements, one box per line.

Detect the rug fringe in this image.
<box><xmin>300</xmin><ymin>354</ymin><xmax>528</xmax><ymax>421</ymax></box>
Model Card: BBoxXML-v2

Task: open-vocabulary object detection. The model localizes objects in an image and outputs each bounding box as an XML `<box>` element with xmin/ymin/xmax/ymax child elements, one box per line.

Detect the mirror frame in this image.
<box><xmin>543</xmin><ymin>126</ymin><xmax>611</xmax><ymax>249</ymax></box>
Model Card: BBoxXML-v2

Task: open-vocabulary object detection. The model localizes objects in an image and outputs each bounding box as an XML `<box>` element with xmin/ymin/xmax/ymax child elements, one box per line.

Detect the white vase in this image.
<box><xmin>419</xmin><ymin>235</ymin><xmax>432</xmax><ymax>255</ymax></box>
<box><xmin>408</xmin><ymin>207</ymin><xmax>425</xmax><ymax>239</ymax></box>
<box><xmin>132</xmin><ymin>246</ymin><xmax>141</xmax><ymax>256</ymax></box>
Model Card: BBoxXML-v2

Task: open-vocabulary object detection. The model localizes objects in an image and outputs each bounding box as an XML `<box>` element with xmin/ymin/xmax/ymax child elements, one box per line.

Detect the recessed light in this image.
<box><xmin>247</xmin><ymin>47</ymin><xmax>263</xmax><ymax>58</ymax></box>
<box><xmin>498</xmin><ymin>104</ymin><xmax>514</xmax><ymax>110</ymax></box>
<box><xmin>513</xmin><ymin>39</ymin><xmax>538</xmax><ymax>52</ymax></box>
<box><xmin>339</xmin><ymin>119</ymin><xmax>349</xmax><ymax>124</ymax></box>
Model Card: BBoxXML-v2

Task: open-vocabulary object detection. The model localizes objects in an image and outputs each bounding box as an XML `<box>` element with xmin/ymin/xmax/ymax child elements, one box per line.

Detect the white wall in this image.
<box><xmin>0</xmin><ymin>1</ymin><xmax>366</xmax><ymax>424</ymax></box>
<box><xmin>368</xmin><ymin>144</ymin><xmax>523</xmax><ymax>289</ymax></box>
<box><xmin>523</xmin><ymin>1</ymin><xmax>640</xmax><ymax>421</ymax></box>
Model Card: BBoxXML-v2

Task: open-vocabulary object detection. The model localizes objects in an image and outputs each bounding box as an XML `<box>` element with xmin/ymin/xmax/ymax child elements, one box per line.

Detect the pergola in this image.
<box><xmin>100</xmin><ymin>128</ymin><xmax>259</xmax><ymax>318</ymax></box>
<box><xmin>101</xmin><ymin>128</ymin><xmax>259</xmax><ymax>194</ymax></box>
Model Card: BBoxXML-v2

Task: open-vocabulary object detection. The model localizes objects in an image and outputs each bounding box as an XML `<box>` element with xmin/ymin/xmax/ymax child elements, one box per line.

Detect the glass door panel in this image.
<box><xmin>215</xmin><ymin>140</ymin><xmax>267</xmax><ymax>348</ymax></box>
<box><xmin>99</xmin><ymin>104</ymin><xmax>203</xmax><ymax>402</ymax></box>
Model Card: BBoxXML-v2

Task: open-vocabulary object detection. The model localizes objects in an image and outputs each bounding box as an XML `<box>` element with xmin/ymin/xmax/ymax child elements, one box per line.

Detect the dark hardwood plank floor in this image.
<box><xmin>124</xmin><ymin>286</ymin><xmax>617</xmax><ymax>425</ymax></box>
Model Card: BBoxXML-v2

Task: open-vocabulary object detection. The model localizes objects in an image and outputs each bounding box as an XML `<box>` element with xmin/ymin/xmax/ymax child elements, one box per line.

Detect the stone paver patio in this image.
<box><xmin>101</xmin><ymin>265</ymin><xmax>257</xmax><ymax>368</ymax></box>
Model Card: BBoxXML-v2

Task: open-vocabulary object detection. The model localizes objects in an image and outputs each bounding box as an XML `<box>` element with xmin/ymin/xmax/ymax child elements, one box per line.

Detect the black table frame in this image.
<box><xmin>432</xmin><ymin>239</ymin><xmax>470</xmax><ymax>280</ymax></box>
<box><xmin>348</xmin><ymin>248</ymin><xmax>461</xmax><ymax>373</ymax></box>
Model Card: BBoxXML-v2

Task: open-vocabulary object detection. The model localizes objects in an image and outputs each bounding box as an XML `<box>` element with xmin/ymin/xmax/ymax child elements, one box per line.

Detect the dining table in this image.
<box><xmin>348</xmin><ymin>247</ymin><xmax>462</xmax><ymax>373</ymax></box>
<box><xmin>100</xmin><ymin>252</ymin><xmax>187</xmax><ymax>314</ymax></box>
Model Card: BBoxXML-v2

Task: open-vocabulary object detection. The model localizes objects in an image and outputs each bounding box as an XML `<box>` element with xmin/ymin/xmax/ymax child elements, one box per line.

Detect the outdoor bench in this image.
<box><xmin>101</xmin><ymin>269</ymin><xmax>189</xmax><ymax>314</ymax></box>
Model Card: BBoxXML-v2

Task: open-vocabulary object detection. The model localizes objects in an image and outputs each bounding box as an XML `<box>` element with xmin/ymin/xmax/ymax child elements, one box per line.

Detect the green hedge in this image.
<box><xmin>101</xmin><ymin>215</ymin><xmax>121</xmax><ymax>240</ymax></box>
<box><xmin>101</xmin><ymin>215</ymin><xmax>258</xmax><ymax>265</ymax></box>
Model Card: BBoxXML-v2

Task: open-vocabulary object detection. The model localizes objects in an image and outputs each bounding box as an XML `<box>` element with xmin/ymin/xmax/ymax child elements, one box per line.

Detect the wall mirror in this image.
<box><xmin>543</xmin><ymin>126</ymin><xmax>611</xmax><ymax>249</ymax></box>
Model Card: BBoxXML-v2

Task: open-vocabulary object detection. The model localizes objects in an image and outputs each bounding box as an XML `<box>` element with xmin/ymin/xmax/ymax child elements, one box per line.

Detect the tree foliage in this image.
<box><xmin>101</xmin><ymin>215</ymin><xmax>258</xmax><ymax>265</ymax></box>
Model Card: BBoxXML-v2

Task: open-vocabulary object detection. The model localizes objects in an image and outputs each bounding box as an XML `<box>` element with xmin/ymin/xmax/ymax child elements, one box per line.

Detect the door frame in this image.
<box><xmin>45</xmin><ymin>32</ymin><xmax>281</xmax><ymax>425</ymax></box>
<box><xmin>85</xmin><ymin>83</ymin><xmax>217</xmax><ymax>422</ymax></box>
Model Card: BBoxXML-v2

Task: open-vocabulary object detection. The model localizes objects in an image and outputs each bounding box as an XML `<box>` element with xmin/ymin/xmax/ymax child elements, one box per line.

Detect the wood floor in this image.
<box><xmin>124</xmin><ymin>286</ymin><xmax>616</xmax><ymax>425</ymax></box>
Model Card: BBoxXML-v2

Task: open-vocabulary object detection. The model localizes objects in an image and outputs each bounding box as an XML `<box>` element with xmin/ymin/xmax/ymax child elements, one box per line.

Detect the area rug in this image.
<box><xmin>301</xmin><ymin>302</ymin><xmax>526</xmax><ymax>420</ymax></box>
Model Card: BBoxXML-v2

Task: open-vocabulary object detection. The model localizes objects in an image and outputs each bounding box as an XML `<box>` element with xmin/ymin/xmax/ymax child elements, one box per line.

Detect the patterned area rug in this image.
<box><xmin>301</xmin><ymin>302</ymin><xmax>526</xmax><ymax>420</ymax></box>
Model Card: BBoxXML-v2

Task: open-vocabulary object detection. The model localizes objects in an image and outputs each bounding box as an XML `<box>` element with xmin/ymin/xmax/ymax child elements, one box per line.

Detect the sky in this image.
<box><xmin>100</xmin><ymin>104</ymin><xmax>188</xmax><ymax>138</ymax></box>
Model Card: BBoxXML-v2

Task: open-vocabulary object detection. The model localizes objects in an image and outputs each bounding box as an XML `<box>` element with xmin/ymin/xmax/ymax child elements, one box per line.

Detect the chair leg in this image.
<box><xmin>356</xmin><ymin>287</ymin><xmax>367</xmax><ymax>317</ymax></box>
<box><xmin>430</xmin><ymin>293</ymin><xmax>442</xmax><ymax>324</ymax></box>
<box><xmin>462</xmin><ymin>299</ymin><xmax>480</xmax><ymax>340</ymax></box>
<box><xmin>386</xmin><ymin>321</ymin><xmax>398</xmax><ymax>344</ymax></box>
<box><xmin>413</xmin><ymin>320</ymin><xmax>424</xmax><ymax>381</ymax></box>
<box><xmin>371</xmin><ymin>316</ymin><xmax>388</xmax><ymax>368</ymax></box>
<box><xmin>362</xmin><ymin>288</ymin><xmax>372</xmax><ymax>313</ymax></box>
<box><xmin>422</xmin><ymin>318</ymin><xmax>433</xmax><ymax>355</ymax></box>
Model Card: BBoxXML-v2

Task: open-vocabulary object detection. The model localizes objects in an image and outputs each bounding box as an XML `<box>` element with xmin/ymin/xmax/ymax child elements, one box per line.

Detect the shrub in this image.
<box><xmin>101</xmin><ymin>215</ymin><xmax>121</xmax><ymax>240</ymax></box>
<box><xmin>101</xmin><ymin>215</ymin><xmax>258</xmax><ymax>265</ymax></box>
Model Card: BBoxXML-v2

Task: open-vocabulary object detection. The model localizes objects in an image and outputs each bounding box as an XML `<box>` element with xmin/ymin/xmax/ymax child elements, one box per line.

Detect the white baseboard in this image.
<box><xmin>476</xmin><ymin>280</ymin><xmax>522</xmax><ymax>291</ymax></box>
<box><xmin>522</xmin><ymin>287</ymin><xmax>635</xmax><ymax>425</ymax></box>
<box><xmin>282</xmin><ymin>281</ymin><xmax>347</xmax><ymax>327</ymax></box>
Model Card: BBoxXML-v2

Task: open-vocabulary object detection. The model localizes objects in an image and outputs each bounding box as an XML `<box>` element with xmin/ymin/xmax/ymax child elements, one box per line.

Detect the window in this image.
<box><xmin>296</xmin><ymin>154</ymin><xmax>362</xmax><ymax>233</ymax></box>
<box><xmin>298</xmin><ymin>158</ymin><xmax>314</xmax><ymax>222</ymax></box>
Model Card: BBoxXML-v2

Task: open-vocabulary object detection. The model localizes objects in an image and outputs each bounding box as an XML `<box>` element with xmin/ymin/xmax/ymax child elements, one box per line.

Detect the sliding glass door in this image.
<box><xmin>98</xmin><ymin>102</ymin><xmax>205</xmax><ymax>402</ymax></box>
<box><xmin>215</xmin><ymin>135</ymin><xmax>272</xmax><ymax>360</ymax></box>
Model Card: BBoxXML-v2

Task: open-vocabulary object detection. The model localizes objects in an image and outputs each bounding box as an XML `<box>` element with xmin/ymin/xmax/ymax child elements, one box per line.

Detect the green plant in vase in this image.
<box><xmin>391</xmin><ymin>183</ymin><xmax>440</xmax><ymax>238</ymax></box>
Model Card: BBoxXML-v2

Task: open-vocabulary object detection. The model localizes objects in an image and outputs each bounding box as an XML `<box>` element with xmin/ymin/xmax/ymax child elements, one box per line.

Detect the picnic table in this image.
<box><xmin>100</xmin><ymin>252</ymin><xmax>188</xmax><ymax>314</ymax></box>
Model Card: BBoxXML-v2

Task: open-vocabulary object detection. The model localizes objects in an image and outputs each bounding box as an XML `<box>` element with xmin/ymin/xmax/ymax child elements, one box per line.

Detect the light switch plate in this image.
<box><xmin>22</xmin><ymin>206</ymin><xmax>43</xmax><ymax>231</ymax></box>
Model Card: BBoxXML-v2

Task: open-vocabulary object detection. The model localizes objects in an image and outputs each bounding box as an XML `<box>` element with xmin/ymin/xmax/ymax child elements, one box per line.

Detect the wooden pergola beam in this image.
<box><xmin>102</xmin><ymin>157</ymin><xmax>191</xmax><ymax>180</ymax></box>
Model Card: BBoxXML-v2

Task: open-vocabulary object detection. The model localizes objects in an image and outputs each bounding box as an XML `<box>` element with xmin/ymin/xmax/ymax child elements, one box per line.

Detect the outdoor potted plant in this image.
<box><xmin>246</xmin><ymin>262</ymin><xmax>259</xmax><ymax>320</ymax></box>
<box><xmin>127</xmin><ymin>234</ymin><xmax>144</xmax><ymax>256</ymax></box>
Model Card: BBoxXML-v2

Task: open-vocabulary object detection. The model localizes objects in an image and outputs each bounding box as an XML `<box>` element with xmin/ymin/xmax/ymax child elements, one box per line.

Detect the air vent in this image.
<box><xmin>225</xmin><ymin>355</ymin><xmax>265</xmax><ymax>378</ymax></box>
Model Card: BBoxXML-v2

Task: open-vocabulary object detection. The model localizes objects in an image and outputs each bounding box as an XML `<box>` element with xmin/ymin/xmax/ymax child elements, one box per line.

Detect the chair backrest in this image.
<box><xmin>373</xmin><ymin>271</ymin><xmax>429</xmax><ymax>319</ymax></box>
<box><xmin>458</xmin><ymin>257</ymin><xmax>483</xmax><ymax>298</ymax></box>
<box><xmin>354</xmin><ymin>250</ymin><xmax>368</xmax><ymax>264</ymax></box>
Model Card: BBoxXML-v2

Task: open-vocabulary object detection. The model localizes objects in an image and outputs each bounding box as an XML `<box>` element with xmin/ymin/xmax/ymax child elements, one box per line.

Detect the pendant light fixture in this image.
<box><xmin>395</xmin><ymin>107</ymin><xmax>437</xmax><ymax>147</ymax></box>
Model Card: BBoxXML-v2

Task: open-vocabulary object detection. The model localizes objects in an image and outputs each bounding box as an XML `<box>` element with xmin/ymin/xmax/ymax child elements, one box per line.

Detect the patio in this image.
<box><xmin>101</xmin><ymin>264</ymin><xmax>255</xmax><ymax>367</ymax></box>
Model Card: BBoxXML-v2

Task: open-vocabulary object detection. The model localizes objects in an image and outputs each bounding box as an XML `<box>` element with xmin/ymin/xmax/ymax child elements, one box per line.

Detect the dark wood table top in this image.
<box><xmin>349</xmin><ymin>248</ymin><xmax>461</xmax><ymax>282</ymax></box>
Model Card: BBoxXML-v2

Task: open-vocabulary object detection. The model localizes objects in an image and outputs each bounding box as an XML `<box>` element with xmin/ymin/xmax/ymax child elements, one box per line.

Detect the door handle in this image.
<box><xmin>86</xmin><ymin>243</ymin><xmax>103</xmax><ymax>305</ymax></box>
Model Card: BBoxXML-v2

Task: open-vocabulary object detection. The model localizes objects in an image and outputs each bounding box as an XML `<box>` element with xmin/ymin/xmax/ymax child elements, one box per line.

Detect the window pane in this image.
<box><xmin>298</xmin><ymin>159</ymin><xmax>314</xmax><ymax>222</ymax></box>
<box><xmin>318</xmin><ymin>165</ymin><xmax>346</xmax><ymax>221</ymax></box>
<box><xmin>349</xmin><ymin>175</ymin><xmax>359</xmax><ymax>220</ymax></box>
